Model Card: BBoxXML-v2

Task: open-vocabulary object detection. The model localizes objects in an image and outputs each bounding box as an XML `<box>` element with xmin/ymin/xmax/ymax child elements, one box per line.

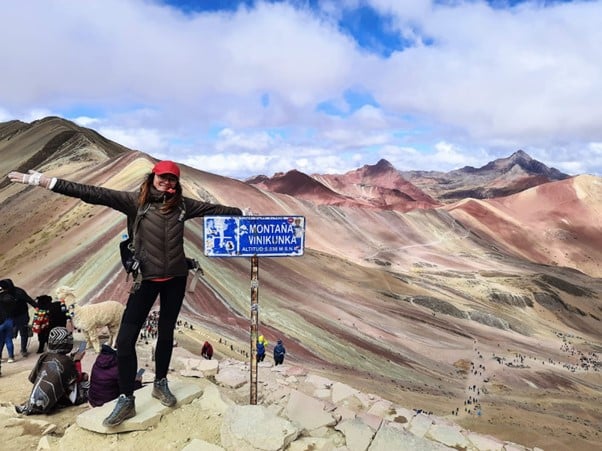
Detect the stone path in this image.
<box><xmin>7</xmin><ymin>344</ymin><xmax>544</xmax><ymax>450</ymax></box>
<box><xmin>168</xmin><ymin>356</ymin><xmax>541</xmax><ymax>450</ymax></box>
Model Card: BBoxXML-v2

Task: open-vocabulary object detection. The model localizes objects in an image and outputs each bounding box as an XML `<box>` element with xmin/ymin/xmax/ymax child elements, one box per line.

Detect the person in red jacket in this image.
<box><xmin>9</xmin><ymin>161</ymin><xmax>242</xmax><ymax>427</ymax></box>
<box><xmin>201</xmin><ymin>341</ymin><xmax>213</xmax><ymax>360</ymax></box>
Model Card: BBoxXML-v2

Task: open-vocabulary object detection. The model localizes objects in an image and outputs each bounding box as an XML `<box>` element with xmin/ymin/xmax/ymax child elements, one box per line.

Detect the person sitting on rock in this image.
<box><xmin>88</xmin><ymin>344</ymin><xmax>143</xmax><ymax>407</ymax></box>
<box><xmin>15</xmin><ymin>327</ymin><xmax>89</xmax><ymax>415</ymax></box>
<box><xmin>201</xmin><ymin>341</ymin><xmax>213</xmax><ymax>360</ymax></box>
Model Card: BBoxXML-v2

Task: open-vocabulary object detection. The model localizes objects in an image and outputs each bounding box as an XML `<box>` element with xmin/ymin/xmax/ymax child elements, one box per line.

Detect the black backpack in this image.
<box><xmin>119</xmin><ymin>204</ymin><xmax>150</xmax><ymax>275</ymax></box>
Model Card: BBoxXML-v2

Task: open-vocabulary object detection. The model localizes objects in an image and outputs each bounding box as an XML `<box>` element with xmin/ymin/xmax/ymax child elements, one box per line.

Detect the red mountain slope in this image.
<box><xmin>248</xmin><ymin>159</ymin><xmax>440</xmax><ymax>212</ymax></box>
<box><xmin>446</xmin><ymin>175</ymin><xmax>602</xmax><ymax>276</ymax></box>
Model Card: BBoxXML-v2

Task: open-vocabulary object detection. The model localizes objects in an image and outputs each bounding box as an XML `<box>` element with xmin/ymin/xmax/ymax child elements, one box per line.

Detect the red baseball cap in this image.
<box><xmin>152</xmin><ymin>160</ymin><xmax>180</xmax><ymax>178</ymax></box>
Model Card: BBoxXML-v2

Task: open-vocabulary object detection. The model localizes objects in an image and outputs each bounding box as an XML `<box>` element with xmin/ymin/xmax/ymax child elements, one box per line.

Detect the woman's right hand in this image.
<box><xmin>8</xmin><ymin>171</ymin><xmax>31</xmax><ymax>184</ymax></box>
<box><xmin>8</xmin><ymin>170</ymin><xmax>52</xmax><ymax>188</ymax></box>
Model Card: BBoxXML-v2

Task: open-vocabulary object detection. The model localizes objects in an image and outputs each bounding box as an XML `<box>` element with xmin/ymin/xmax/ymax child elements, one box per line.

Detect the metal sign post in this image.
<box><xmin>250</xmin><ymin>255</ymin><xmax>259</xmax><ymax>404</ymax></box>
<box><xmin>204</xmin><ymin>216</ymin><xmax>305</xmax><ymax>405</ymax></box>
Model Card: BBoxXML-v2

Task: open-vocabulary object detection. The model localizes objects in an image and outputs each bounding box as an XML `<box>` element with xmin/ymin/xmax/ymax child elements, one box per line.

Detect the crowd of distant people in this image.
<box><xmin>448</xmin><ymin>332</ymin><xmax>601</xmax><ymax>419</ymax></box>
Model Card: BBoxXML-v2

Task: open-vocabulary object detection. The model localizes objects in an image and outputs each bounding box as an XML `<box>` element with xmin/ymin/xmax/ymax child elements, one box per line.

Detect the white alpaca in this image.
<box><xmin>56</xmin><ymin>286</ymin><xmax>125</xmax><ymax>353</ymax></box>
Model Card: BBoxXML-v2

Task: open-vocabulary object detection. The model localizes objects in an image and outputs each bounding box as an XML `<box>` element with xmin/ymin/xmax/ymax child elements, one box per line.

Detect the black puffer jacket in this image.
<box><xmin>52</xmin><ymin>180</ymin><xmax>241</xmax><ymax>280</ymax></box>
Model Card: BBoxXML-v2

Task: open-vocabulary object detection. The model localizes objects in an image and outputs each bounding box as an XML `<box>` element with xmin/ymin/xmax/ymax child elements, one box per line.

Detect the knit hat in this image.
<box><xmin>48</xmin><ymin>327</ymin><xmax>74</xmax><ymax>354</ymax></box>
<box><xmin>152</xmin><ymin>160</ymin><xmax>180</xmax><ymax>178</ymax></box>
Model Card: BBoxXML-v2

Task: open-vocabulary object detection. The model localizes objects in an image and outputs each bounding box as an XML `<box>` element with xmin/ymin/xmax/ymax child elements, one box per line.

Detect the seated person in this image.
<box><xmin>16</xmin><ymin>327</ymin><xmax>88</xmax><ymax>415</ymax></box>
<box><xmin>201</xmin><ymin>341</ymin><xmax>213</xmax><ymax>360</ymax></box>
<box><xmin>88</xmin><ymin>344</ymin><xmax>143</xmax><ymax>407</ymax></box>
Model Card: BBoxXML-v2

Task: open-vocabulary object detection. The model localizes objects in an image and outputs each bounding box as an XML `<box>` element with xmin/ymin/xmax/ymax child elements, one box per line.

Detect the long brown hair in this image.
<box><xmin>137</xmin><ymin>173</ymin><xmax>183</xmax><ymax>213</ymax></box>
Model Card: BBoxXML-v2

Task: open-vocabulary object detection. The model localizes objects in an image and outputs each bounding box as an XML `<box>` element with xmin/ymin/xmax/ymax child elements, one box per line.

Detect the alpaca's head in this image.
<box><xmin>56</xmin><ymin>285</ymin><xmax>77</xmax><ymax>306</ymax></box>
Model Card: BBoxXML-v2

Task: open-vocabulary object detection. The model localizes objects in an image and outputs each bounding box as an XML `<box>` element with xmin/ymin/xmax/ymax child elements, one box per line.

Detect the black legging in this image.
<box><xmin>116</xmin><ymin>276</ymin><xmax>187</xmax><ymax>396</ymax></box>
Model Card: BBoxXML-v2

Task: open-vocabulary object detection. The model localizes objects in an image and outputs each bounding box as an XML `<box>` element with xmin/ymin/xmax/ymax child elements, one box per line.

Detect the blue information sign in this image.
<box><xmin>204</xmin><ymin>216</ymin><xmax>305</xmax><ymax>257</ymax></box>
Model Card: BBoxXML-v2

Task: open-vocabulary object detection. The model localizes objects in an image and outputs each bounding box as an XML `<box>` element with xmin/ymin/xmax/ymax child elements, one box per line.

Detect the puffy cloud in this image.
<box><xmin>0</xmin><ymin>0</ymin><xmax>600</xmax><ymax>178</ymax></box>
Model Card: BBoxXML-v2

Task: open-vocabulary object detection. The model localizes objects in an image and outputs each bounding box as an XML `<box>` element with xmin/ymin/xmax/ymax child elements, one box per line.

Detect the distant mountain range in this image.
<box><xmin>247</xmin><ymin>150</ymin><xmax>570</xmax><ymax>210</ymax></box>
<box><xmin>0</xmin><ymin>116</ymin><xmax>570</xmax><ymax>208</ymax></box>
<box><xmin>1</xmin><ymin>117</ymin><xmax>601</xmax><ymax>449</ymax></box>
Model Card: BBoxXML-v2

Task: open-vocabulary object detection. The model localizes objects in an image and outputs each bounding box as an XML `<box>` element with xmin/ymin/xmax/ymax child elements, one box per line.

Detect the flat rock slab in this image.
<box><xmin>76</xmin><ymin>380</ymin><xmax>203</xmax><ymax>434</ymax></box>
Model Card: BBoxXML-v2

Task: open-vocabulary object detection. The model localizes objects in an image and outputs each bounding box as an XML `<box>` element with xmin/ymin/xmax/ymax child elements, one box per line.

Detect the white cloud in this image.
<box><xmin>215</xmin><ymin>128</ymin><xmax>275</xmax><ymax>152</ymax></box>
<box><xmin>183</xmin><ymin>152</ymin><xmax>276</xmax><ymax>178</ymax></box>
<box><xmin>73</xmin><ymin>116</ymin><xmax>101</xmax><ymax>127</ymax></box>
<box><xmin>367</xmin><ymin>1</ymin><xmax>602</xmax><ymax>147</ymax></box>
<box><xmin>0</xmin><ymin>0</ymin><xmax>601</xmax><ymax>178</ymax></box>
<box><xmin>378</xmin><ymin>142</ymin><xmax>485</xmax><ymax>172</ymax></box>
<box><xmin>98</xmin><ymin>126</ymin><xmax>169</xmax><ymax>154</ymax></box>
<box><xmin>322</xmin><ymin>128</ymin><xmax>391</xmax><ymax>149</ymax></box>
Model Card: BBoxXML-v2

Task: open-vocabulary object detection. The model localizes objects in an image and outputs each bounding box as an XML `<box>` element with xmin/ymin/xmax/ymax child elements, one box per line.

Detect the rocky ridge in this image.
<box><xmin>1</xmin><ymin>336</ymin><xmax>542</xmax><ymax>451</ymax></box>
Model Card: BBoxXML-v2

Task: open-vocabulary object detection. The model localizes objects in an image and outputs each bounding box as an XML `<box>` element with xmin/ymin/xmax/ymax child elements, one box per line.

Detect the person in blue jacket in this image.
<box><xmin>256</xmin><ymin>340</ymin><xmax>266</xmax><ymax>362</ymax></box>
<box><xmin>273</xmin><ymin>339</ymin><xmax>286</xmax><ymax>365</ymax></box>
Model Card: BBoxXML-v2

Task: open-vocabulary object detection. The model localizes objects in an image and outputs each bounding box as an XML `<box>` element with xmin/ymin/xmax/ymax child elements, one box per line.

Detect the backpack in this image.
<box><xmin>120</xmin><ymin>203</ymin><xmax>151</xmax><ymax>275</ymax></box>
<box><xmin>32</xmin><ymin>310</ymin><xmax>50</xmax><ymax>334</ymax></box>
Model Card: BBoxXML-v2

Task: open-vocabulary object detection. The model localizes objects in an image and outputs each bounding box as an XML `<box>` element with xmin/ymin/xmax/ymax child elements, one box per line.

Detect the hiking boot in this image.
<box><xmin>152</xmin><ymin>378</ymin><xmax>176</xmax><ymax>407</ymax></box>
<box><xmin>102</xmin><ymin>395</ymin><xmax>136</xmax><ymax>427</ymax></box>
<box><xmin>15</xmin><ymin>404</ymin><xmax>30</xmax><ymax>415</ymax></box>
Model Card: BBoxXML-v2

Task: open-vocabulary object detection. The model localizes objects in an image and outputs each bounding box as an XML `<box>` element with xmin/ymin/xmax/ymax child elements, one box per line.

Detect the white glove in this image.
<box><xmin>242</xmin><ymin>207</ymin><xmax>254</xmax><ymax>216</ymax></box>
<box><xmin>8</xmin><ymin>170</ymin><xmax>54</xmax><ymax>188</ymax></box>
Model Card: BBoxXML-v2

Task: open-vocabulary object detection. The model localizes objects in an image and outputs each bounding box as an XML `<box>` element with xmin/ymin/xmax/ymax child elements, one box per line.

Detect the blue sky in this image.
<box><xmin>1</xmin><ymin>0</ymin><xmax>601</xmax><ymax>179</ymax></box>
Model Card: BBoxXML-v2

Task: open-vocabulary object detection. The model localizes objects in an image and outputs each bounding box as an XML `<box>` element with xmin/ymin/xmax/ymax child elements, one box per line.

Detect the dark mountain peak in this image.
<box><xmin>247</xmin><ymin>168</ymin><xmax>341</xmax><ymax>199</ymax></box>
<box><xmin>509</xmin><ymin>149</ymin><xmax>532</xmax><ymax>162</ymax></box>
<box><xmin>280</xmin><ymin>169</ymin><xmax>314</xmax><ymax>184</ymax></box>
<box><xmin>360</xmin><ymin>159</ymin><xmax>396</xmax><ymax>176</ymax></box>
<box><xmin>418</xmin><ymin>150</ymin><xmax>572</xmax><ymax>202</ymax></box>
<box><xmin>459</xmin><ymin>150</ymin><xmax>568</xmax><ymax>180</ymax></box>
<box><xmin>373</xmin><ymin>158</ymin><xmax>395</xmax><ymax>170</ymax></box>
<box><xmin>483</xmin><ymin>149</ymin><xmax>532</xmax><ymax>171</ymax></box>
